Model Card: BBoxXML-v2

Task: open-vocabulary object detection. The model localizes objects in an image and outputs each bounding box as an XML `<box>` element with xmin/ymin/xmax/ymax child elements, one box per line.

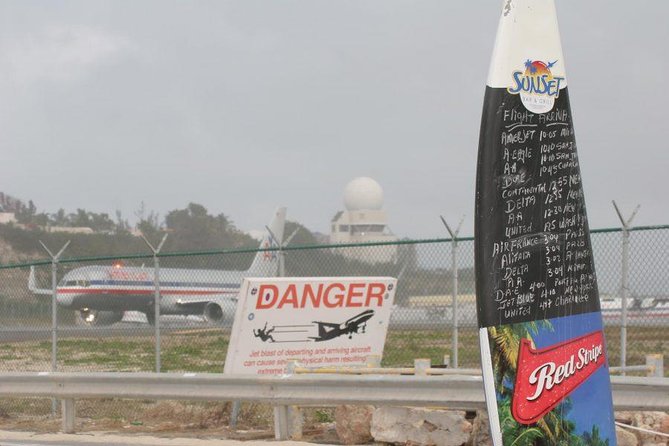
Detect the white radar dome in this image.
<box><xmin>344</xmin><ymin>177</ymin><xmax>384</xmax><ymax>211</ymax></box>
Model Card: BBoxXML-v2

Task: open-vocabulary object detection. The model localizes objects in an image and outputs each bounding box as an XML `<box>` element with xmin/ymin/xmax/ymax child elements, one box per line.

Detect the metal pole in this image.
<box><xmin>141</xmin><ymin>234</ymin><xmax>168</xmax><ymax>374</ymax></box>
<box><xmin>612</xmin><ymin>201</ymin><xmax>639</xmax><ymax>376</ymax></box>
<box><xmin>51</xmin><ymin>259</ymin><xmax>57</xmax><ymax>416</ymax></box>
<box><xmin>621</xmin><ymin>225</ymin><xmax>629</xmax><ymax>375</ymax></box>
<box><xmin>440</xmin><ymin>216</ymin><xmax>464</xmax><ymax>369</ymax></box>
<box><xmin>38</xmin><ymin>240</ymin><xmax>70</xmax><ymax>417</ymax></box>
<box><xmin>153</xmin><ymin>252</ymin><xmax>161</xmax><ymax>373</ymax></box>
<box><xmin>51</xmin><ymin>259</ymin><xmax>57</xmax><ymax>370</ymax></box>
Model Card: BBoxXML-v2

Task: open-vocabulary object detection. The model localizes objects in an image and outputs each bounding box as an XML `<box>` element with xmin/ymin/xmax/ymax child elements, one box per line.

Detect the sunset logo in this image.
<box><xmin>508</xmin><ymin>59</ymin><xmax>565</xmax><ymax>113</ymax></box>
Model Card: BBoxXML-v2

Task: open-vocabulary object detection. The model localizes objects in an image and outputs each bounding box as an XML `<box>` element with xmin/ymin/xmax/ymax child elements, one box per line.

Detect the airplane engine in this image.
<box><xmin>203</xmin><ymin>302</ymin><xmax>225</xmax><ymax>325</ymax></box>
<box><xmin>75</xmin><ymin>309</ymin><xmax>124</xmax><ymax>326</ymax></box>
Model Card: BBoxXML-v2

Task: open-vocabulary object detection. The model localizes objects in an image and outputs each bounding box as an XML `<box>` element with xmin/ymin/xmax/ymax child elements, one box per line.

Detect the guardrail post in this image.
<box><xmin>229</xmin><ymin>401</ymin><xmax>241</xmax><ymax>430</ymax></box>
<box><xmin>441</xmin><ymin>215</ymin><xmax>464</xmax><ymax>369</ymax></box>
<box><xmin>415</xmin><ymin>358</ymin><xmax>431</xmax><ymax>376</ymax></box>
<box><xmin>443</xmin><ymin>354</ymin><xmax>450</xmax><ymax>367</ymax></box>
<box><xmin>646</xmin><ymin>354</ymin><xmax>664</xmax><ymax>378</ymax></box>
<box><xmin>141</xmin><ymin>233</ymin><xmax>168</xmax><ymax>373</ymax></box>
<box><xmin>38</xmin><ymin>240</ymin><xmax>70</xmax><ymax>417</ymax></box>
<box><xmin>274</xmin><ymin>406</ymin><xmax>289</xmax><ymax>440</ymax></box>
<box><xmin>612</xmin><ymin>201</ymin><xmax>639</xmax><ymax>376</ymax></box>
<box><xmin>366</xmin><ymin>355</ymin><xmax>381</xmax><ymax>368</ymax></box>
<box><xmin>284</xmin><ymin>359</ymin><xmax>303</xmax><ymax>440</ymax></box>
<box><xmin>61</xmin><ymin>399</ymin><xmax>75</xmax><ymax>433</ymax></box>
<box><xmin>273</xmin><ymin>359</ymin><xmax>298</xmax><ymax>440</ymax></box>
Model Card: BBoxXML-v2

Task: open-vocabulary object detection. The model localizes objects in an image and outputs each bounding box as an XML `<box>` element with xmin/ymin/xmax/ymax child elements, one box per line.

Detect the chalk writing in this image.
<box><xmin>476</xmin><ymin>88</ymin><xmax>600</xmax><ymax>326</ymax></box>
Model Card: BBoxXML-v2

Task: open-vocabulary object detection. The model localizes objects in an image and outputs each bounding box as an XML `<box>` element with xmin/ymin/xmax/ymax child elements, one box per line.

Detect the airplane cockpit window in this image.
<box><xmin>62</xmin><ymin>279</ymin><xmax>90</xmax><ymax>287</ymax></box>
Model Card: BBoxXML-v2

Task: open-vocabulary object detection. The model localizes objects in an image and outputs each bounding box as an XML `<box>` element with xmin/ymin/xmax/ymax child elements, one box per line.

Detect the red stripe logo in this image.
<box><xmin>512</xmin><ymin>330</ymin><xmax>606</xmax><ymax>424</ymax></box>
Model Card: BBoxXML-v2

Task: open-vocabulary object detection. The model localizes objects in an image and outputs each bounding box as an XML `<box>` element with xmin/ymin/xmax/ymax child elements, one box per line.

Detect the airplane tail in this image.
<box><xmin>28</xmin><ymin>265</ymin><xmax>53</xmax><ymax>295</ymax></box>
<box><xmin>246</xmin><ymin>207</ymin><xmax>287</xmax><ymax>277</ymax></box>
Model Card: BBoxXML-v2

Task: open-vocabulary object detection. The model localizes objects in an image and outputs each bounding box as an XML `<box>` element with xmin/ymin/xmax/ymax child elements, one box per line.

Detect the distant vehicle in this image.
<box><xmin>310</xmin><ymin>309</ymin><xmax>375</xmax><ymax>342</ymax></box>
<box><xmin>29</xmin><ymin>208</ymin><xmax>286</xmax><ymax>326</ymax></box>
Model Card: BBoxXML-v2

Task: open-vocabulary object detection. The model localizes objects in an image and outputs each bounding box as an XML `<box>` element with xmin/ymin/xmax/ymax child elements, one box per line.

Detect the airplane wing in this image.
<box><xmin>174</xmin><ymin>294</ymin><xmax>238</xmax><ymax>307</ymax></box>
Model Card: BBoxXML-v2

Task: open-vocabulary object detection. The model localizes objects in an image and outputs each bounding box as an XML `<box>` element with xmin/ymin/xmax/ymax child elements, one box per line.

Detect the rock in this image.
<box><xmin>616</xmin><ymin>425</ymin><xmax>639</xmax><ymax>446</ymax></box>
<box><xmin>334</xmin><ymin>405</ymin><xmax>374</xmax><ymax>445</ymax></box>
<box><xmin>467</xmin><ymin>411</ymin><xmax>492</xmax><ymax>446</ymax></box>
<box><xmin>633</xmin><ymin>411</ymin><xmax>668</xmax><ymax>445</ymax></box>
<box><xmin>660</xmin><ymin>413</ymin><xmax>669</xmax><ymax>435</ymax></box>
<box><xmin>617</xmin><ymin>411</ymin><xmax>669</xmax><ymax>446</ymax></box>
<box><xmin>371</xmin><ymin>407</ymin><xmax>471</xmax><ymax>446</ymax></box>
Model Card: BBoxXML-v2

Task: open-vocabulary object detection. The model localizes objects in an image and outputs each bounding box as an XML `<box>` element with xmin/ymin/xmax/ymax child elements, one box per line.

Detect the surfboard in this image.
<box><xmin>475</xmin><ymin>1</ymin><xmax>617</xmax><ymax>445</ymax></box>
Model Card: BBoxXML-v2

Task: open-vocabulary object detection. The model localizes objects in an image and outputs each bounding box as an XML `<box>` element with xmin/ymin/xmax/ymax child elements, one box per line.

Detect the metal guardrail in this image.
<box><xmin>291</xmin><ymin>355</ymin><xmax>665</xmax><ymax>377</ymax></box>
<box><xmin>0</xmin><ymin>372</ymin><xmax>667</xmax><ymax>436</ymax></box>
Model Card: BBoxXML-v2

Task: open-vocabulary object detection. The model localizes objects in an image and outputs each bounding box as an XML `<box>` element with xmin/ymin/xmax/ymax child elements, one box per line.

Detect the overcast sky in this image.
<box><xmin>1</xmin><ymin>1</ymin><xmax>667</xmax><ymax>239</ymax></box>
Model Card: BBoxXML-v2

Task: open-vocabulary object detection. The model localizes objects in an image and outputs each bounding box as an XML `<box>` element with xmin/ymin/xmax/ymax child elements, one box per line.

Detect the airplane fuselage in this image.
<box><xmin>56</xmin><ymin>265</ymin><xmax>241</xmax><ymax>315</ymax></box>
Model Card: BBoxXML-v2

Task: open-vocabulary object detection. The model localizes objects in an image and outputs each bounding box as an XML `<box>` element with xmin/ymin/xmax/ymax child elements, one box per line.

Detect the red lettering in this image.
<box><xmin>346</xmin><ymin>283</ymin><xmax>365</xmax><ymax>307</ymax></box>
<box><xmin>278</xmin><ymin>284</ymin><xmax>299</xmax><ymax>309</ymax></box>
<box><xmin>365</xmin><ymin>283</ymin><xmax>386</xmax><ymax>307</ymax></box>
<box><xmin>256</xmin><ymin>281</ymin><xmax>390</xmax><ymax>310</ymax></box>
<box><xmin>324</xmin><ymin>283</ymin><xmax>345</xmax><ymax>308</ymax></box>
<box><xmin>256</xmin><ymin>284</ymin><xmax>278</xmax><ymax>309</ymax></box>
<box><xmin>301</xmin><ymin>283</ymin><xmax>323</xmax><ymax>308</ymax></box>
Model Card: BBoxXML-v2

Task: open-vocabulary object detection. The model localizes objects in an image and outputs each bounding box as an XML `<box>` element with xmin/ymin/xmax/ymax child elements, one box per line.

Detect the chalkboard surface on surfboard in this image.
<box><xmin>475</xmin><ymin>1</ymin><xmax>617</xmax><ymax>445</ymax></box>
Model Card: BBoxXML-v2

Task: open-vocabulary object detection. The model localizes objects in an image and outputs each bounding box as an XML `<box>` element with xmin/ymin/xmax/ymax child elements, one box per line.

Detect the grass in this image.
<box><xmin>383</xmin><ymin>328</ymin><xmax>482</xmax><ymax>367</ymax></box>
<box><xmin>1</xmin><ymin>326</ymin><xmax>665</xmax><ymax>374</ymax></box>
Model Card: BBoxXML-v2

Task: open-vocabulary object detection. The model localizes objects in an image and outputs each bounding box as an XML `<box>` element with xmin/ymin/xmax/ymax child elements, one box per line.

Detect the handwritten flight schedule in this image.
<box><xmin>476</xmin><ymin>89</ymin><xmax>600</xmax><ymax>328</ymax></box>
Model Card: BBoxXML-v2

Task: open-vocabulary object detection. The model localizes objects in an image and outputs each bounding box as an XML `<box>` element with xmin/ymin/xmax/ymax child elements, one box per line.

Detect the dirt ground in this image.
<box><xmin>0</xmin><ymin>400</ymin><xmax>340</xmax><ymax>444</ymax></box>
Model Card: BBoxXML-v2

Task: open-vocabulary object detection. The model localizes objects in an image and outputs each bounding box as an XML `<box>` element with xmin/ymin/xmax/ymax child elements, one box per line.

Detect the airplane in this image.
<box><xmin>29</xmin><ymin>207</ymin><xmax>286</xmax><ymax>326</ymax></box>
<box><xmin>310</xmin><ymin>309</ymin><xmax>375</xmax><ymax>342</ymax></box>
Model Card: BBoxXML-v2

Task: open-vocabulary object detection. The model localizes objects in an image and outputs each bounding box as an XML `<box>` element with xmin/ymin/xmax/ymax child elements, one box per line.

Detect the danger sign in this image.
<box><xmin>224</xmin><ymin>277</ymin><xmax>397</xmax><ymax>375</ymax></box>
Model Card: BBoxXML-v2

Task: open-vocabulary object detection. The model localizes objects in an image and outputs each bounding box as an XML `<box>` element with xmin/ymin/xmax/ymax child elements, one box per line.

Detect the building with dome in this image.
<box><xmin>330</xmin><ymin>177</ymin><xmax>398</xmax><ymax>264</ymax></box>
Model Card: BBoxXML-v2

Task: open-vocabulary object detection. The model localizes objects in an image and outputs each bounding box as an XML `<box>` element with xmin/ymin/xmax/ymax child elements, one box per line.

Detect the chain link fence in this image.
<box><xmin>0</xmin><ymin>225</ymin><xmax>667</xmax><ymax>426</ymax></box>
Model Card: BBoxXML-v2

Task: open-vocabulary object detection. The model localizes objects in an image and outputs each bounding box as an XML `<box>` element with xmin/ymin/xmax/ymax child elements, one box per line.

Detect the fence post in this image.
<box><xmin>141</xmin><ymin>233</ymin><xmax>168</xmax><ymax>373</ymax></box>
<box><xmin>38</xmin><ymin>240</ymin><xmax>70</xmax><ymax>417</ymax></box>
<box><xmin>440</xmin><ymin>215</ymin><xmax>464</xmax><ymax>369</ymax></box>
<box><xmin>612</xmin><ymin>201</ymin><xmax>639</xmax><ymax>376</ymax></box>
